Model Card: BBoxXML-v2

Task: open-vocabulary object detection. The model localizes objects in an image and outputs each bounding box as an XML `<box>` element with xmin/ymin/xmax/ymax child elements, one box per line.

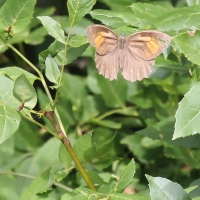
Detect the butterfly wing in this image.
<box><xmin>127</xmin><ymin>30</ymin><xmax>171</xmax><ymax>60</ymax></box>
<box><xmin>95</xmin><ymin>47</ymin><xmax>120</xmax><ymax>80</ymax></box>
<box><xmin>121</xmin><ymin>46</ymin><xmax>155</xmax><ymax>82</ymax></box>
<box><xmin>86</xmin><ymin>25</ymin><xmax>118</xmax><ymax>55</ymax></box>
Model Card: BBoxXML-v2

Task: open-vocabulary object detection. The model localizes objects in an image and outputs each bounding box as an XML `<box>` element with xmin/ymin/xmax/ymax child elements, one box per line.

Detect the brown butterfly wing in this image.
<box><xmin>95</xmin><ymin>47</ymin><xmax>120</xmax><ymax>80</ymax></box>
<box><xmin>86</xmin><ymin>25</ymin><xmax>118</xmax><ymax>55</ymax></box>
<box><xmin>121</xmin><ymin>46</ymin><xmax>155</xmax><ymax>82</ymax></box>
<box><xmin>127</xmin><ymin>30</ymin><xmax>171</xmax><ymax>60</ymax></box>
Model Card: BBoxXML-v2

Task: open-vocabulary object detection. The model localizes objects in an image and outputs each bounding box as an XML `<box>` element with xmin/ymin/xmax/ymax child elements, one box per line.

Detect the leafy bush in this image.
<box><xmin>0</xmin><ymin>0</ymin><xmax>200</xmax><ymax>199</ymax></box>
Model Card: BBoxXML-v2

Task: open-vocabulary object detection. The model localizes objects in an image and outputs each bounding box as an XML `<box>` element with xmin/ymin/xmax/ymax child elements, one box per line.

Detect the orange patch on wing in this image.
<box><xmin>146</xmin><ymin>39</ymin><xmax>160</xmax><ymax>55</ymax></box>
<box><xmin>94</xmin><ymin>34</ymin><xmax>104</xmax><ymax>48</ymax></box>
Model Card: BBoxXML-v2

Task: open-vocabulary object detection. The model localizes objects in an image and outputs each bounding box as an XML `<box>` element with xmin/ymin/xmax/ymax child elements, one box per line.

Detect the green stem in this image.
<box><xmin>22</xmin><ymin>114</ymin><xmax>61</xmax><ymax>139</ymax></box>
<box><xmin>0</xmin><ymin>171</ymin><xmax>73</xmax><ymax>192</ymax></box>
<box><xmin>62</xmin><ymin>137</ymin><xmax>97</xmax><ymax>191</ymax></box>
<box><xmin>6</xmin><ymin>43</ymin><xmax>67</xmax><ymax>137</ymax></box>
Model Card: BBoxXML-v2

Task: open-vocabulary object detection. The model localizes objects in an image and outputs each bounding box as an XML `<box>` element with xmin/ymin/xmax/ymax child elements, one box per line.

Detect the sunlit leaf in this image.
<box><xmin>173</xmin><ymin>31</ymin><xmax>200</xmax><ymax>66</ymax></box>
<box><xmin>67</xmin><ymin>0</ymin><xmax>96</xmax><ymax>27</ymax></box>
<box><xmin>174</xmin><ymin>82</ymin><xmax>200</xmax><ymax>139</ymax></box>
<box><xmin>0</xmin><ymin>103</ymin><xmax>21</xmax><ymax>144</ymax></box>
<box><xmin>146</xmin><ymin>175</ymin><xmax>192</xmax><ymax>200</ymax></box>
<box><xmin>68</xmin><ymin>35</ymin><xmax>88</xmax><ymax>47</ymax></box>
<box><xmin>37</xmin><ymin>16</ymin><xmax>66</xmax><ymax>44</ymax></box>
<box><xmin>0</xmin><ymin>66</ymin><xmax>38</xmax><ymax>84</ymax></box>
<box><xmin>13</xmin><ymin>74</ymin><xmax>37</xmax><ymax>109</ymax></box>
<box><xmin>45</xmin><ymin>54</ymin><xmax>61</xmax><ymax>84</ymax></box>
<box><xmin>0</xmin><ymin>0</ymin><xmax>36</xmax><ymax>33</ymax></box>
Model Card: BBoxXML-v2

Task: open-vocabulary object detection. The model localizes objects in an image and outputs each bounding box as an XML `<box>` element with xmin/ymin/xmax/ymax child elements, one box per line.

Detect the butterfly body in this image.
<box><xmin>86</xmin><ymin>25</ymin><xmax>171</xmax><ymax>82</ymax></box>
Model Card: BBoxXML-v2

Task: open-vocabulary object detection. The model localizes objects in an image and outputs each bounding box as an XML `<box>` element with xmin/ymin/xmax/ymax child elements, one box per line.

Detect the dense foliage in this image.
<box><xmin>0</xmin><ymin>0</ymin><xmax>200</xmax><ymax>199</ymax></box>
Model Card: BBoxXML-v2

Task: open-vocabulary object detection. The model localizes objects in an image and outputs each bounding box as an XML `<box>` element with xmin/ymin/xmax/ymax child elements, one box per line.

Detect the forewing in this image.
<box><xmin>121</xmin><ymin>47</ymin><xmax>155</xmax><ymax>82</ymax></box>
<box><xmin>95</xmin><ymin>47</ymin><xmax>120</xmax><ymax>80</ymax></box>
<box><xmin>86</xmin><ymin>25</ymin><xmax>118</xmax><ymax>55</ymax></box>
<box><xmin>127</xmin><ymin>30</ymin><xmax>171</xmax><ymax>60</ymax></box>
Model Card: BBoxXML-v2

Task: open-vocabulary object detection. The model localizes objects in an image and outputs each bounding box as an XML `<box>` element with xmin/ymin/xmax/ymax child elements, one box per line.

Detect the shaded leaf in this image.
<box><xmin>20</xmin><ymin>168</ymin><xmax>54</xmax><ymax>200</ymax></box>
<box><xmin>164</xmin><ymin>146</ymin><xmax>200</xmax><ymax>169</ymax></box>
<box><xmin>59</xmin><ymin>143</ymin><xmax>73</xmax><ymax>169</ymax></box>
<box><xmin>138</xmin><ymin>117</ymin><xmax>200</xmax><ymax>148</ymax></box>
<box><xmin>74</xmin><ymin>133</ymin><xmax>92</xmax><ymax>163</ymax></box>
<box><xmin>97</xmin><ymin>75</ymin><xmax>127</xmax><ymax>108</ymax></box>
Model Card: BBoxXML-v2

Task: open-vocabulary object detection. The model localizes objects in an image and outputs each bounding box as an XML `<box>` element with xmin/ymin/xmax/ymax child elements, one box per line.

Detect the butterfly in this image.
<box><xmin>86</xmin><ymin>25</ymin><xmax>171</xmax><ymax>82</ymax></box>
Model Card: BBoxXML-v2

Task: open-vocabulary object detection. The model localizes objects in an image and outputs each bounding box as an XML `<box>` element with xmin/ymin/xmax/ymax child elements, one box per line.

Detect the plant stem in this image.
<box><xmin>0</xmin><ymin>171</ymin><xmax>73</xmax><ymax>192</ymax></box>
<box><xmin>6</xmin><ymin>43</ymin><xmax>67</xmax><ymax>137</ymax></box>
<box><xmin>22</xmin><ymin>114</ymin><xmax>61</xmax><ymax>139</ymax></box>
<box><xmin>62</xmin><ymin>137</ymin><xmax>97</xmax><ymax>191</ymax></box>
<box><xmin>45</xmin><ymin>111</ymin><xmax>97</xmax><ymax>191</ymax></box>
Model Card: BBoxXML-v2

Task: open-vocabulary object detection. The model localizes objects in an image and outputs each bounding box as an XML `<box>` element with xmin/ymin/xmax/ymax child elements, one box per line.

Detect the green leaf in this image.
<box><xmin>74</xmin><ymin>133</ymin><xmax>92</xmax><ymax>163</ymax></box>
<box><xmin>15</xmin><ymin>119</ymin><xmax>38</xmax><ymax>151</ymax></box>
<box><xmin>89</xmin><ymin>119</ymin><xmax>122</xmax><ymax>129</ymax></box>
<box><xmin>39</xmin><ymin>41</ymin><xmax>88</xmax><ymax>66</ymax></box>
<box><xmin>84</xmin><ymin>143</ymin><xmax>97</xmax><ymax>163</ymax></box>
<box><xmin>0</xmin><ymin>75</ymin><xmax>21</xmax><ymax>110</ymax></box>
<box><xmin>17</xmin><ymin>138</ymin><xmax>62</xmax><ymax>192</ymax></box>
<box><xmin>173</xmin><ymin>31</ymin><xmax>200</xmax><ymax>66</ymax></box>
<box><xmin>0</xmin><ymin>103</ymin><xmax>21</xmax><ymax>144</ymax></box>
<box><xmin>0</xmin><ymin>0</ymin><xmax>36</xmax><ymax>33</ymax></box>
<box><xmin>155</xmin><ymin>5</ymin><xmax>200</xmax><ymax>31</ymax></box>
<box><xmin>68</xmin><ymin>35</ymin><xmax>88</xmax><ymax>47</ymax></box>
<box><xmin>25</xmin><ymin>27</ymin><xmax>47</xmax><ymax>45</ymax></box>
<box><xmin>97</xmin><ymin>75</ymin><xmax>127</xmax><ymax>108</ymax></box>
<box><xmin>164</xmin><ymin>146</ymin><xmax>200</xmax><ymax>169</ymax></box>
<box><xmin>150</xmin><ymin>57</ymin><xmax>188</xmax><ymax>80</ymax></box>
<box><xmin>0</xmin><ymin>66</ymin><xmax>38</xmax><ymax>84</ymax></box>
<box><xmin>186</xmin><ymin>0</ymin><xmax>200</xmax><ymax>6</ymax></box>
<box><xmin>66</xmin><ymin>44</ymin><xmax>89</xmax><ymax>64</ymax></box>
<box><xmin>138</xmin><ymin>117</ymin><xmax>200</xmax><ymax>148</ymax></box>
<box><xmin>89</xmin><ymin>9</ymin><xmax>135</xmax><ymax>28</ymax></box>
<box><xmin>187</xmin><ymin>178</ymin><xmax>200</xmax><ymax>199</ymax></box>
<box><xmin>67</xmin><ymin>0</ymin><xmax>96</xmax><ymax>27</ymax></box>
<box><xmin>45</xmin><ymin>54</ymin><xmax>61</xmax><ymax>84</ymax></box>
<box><xmin>86</xmin><ymin>170</ymin><xmax>106</xmax><ymax>185</ymax></box>
<box><xmin>0</xmin><ymin>174</ymin><xmax>20</xmax><ymax>200</ymax></box>
<box><xmin>109</xmin><ymin>193</ymin><xmax>148</xmax><ymax>200</ymax></box>
<box><xmin>130</xmin><ymin>3</ymin><xmax>170</xmax><ymax>29</ymax></box>
<box><xmin>101</xmin><ymin>0</ymin><xmax>136</xmax><ymax>11</ymax></box>
<box><xmin>80</xmin><ymin>96</ymin><xmax>98</xmax><ymax>122</ymax></box>
<box><xmin>37</xmin><ymin>16</ymin><xmax>66</xmax><ymax>44</ymax></box>
<box><xmin>111</xmin><ymin>159</ymin><xmax>136</xmax><ymax>193</ymax></box>
<box><xmin>174</xmin><ymin>82</ymin><xmax>200</xmax><ymax>139</ymax></box>
<box><xmin>59</xmin><ymin>73</ymin><xmax>87</xmax><ymax>107</ymax></box>
<box><xmin>146</xmin><ymin>175</ymin><xmax>192</xmax><ymax>200</ymax></box>
<box><xmin>13</xmin><ymin>74</ymin><xmax>37</xmax><ymax>109</ymax></box>
<box><xmin>59</xmin><ymin>143</ymin><xmax>73</xmax><ymax>169</ymax></box>
<box><xmin>20</xmin><ymin>168</ymin><xmax>54</xmax><ymax>200</ymax></box>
